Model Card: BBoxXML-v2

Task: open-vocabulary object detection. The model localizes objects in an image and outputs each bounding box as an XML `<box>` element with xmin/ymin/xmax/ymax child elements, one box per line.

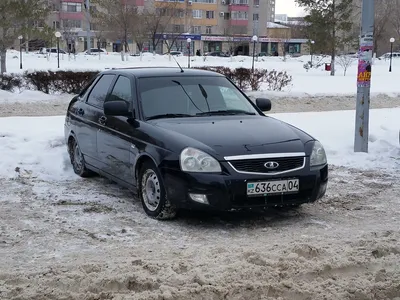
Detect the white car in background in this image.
<box><xmin>38</xmin><ymin>47</ymin><xmax>67</xmax><ymax>55</ymax></box>
<box><xmin>81</xmin><ymin>48</ymin><xmax>108</xmax><ymax>55</ymax></box>
<box><xmin>378</xmin><ymin>52</ymin><xmax>400</xmax><ymax>60</ymax></box>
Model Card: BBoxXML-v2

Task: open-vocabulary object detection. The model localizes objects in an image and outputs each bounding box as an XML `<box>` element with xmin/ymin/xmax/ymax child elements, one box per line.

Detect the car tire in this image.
<box><xmin>69</xmin><ymin>138</ymin><xmax>95</xmax><ymax>177</ymax></box>
<box><xmin>139</xmin><ymin>161</ymin><xmax>177</xmax><ymax>220</ymax></box>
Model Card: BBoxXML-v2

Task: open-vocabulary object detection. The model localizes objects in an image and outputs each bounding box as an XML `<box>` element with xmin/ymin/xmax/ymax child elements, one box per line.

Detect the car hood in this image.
<box><xmin>150</xmin><ymin>116</ymin><xmax>312</xmax><ymax>159</ymax></box>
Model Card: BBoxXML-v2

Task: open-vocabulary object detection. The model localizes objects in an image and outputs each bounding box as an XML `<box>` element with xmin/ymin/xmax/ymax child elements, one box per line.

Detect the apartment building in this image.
<box><xmin>43</xmin><ymin>0</ymin><xmax>308</xmax><ymax>56</ymax></box>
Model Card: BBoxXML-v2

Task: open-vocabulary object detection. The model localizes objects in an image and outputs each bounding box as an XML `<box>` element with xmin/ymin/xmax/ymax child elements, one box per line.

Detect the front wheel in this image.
<box><xmin>69</xmin><ymin>138</ymin><xmax>95</xmax><ymax>177</ymax></box>
<box><xmin>139</xmin><ymin>161</ymin><xmax>177</xmax><ymax>220</ymax></box>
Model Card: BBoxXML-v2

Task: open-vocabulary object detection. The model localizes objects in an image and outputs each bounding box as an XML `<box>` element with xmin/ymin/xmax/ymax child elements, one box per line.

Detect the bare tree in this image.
<box><xmin>143</xmin><ymin>1</ymin><xmax>183</xmax><ymax>54</ymax></box>
<box><xmin>278</xmin><ymin>31</ymin><xmax>291</xmax><ymax>61</ymax></box>
<box><xmin>336</xmin><ymin>54</ymin><xmax>356</xmax><ymax>75</ymax></box>
<box><xmin>92</xmin><ymin>0</ymin><xmax>139</xmax><ymax>60</ymax></box>
<box><xmin>60</xmin><ymin>20</ymin><xmax>77</xmax><ymax>59</ymax></box>
<box><xmin>373</xmin><ymin>0</ymin><xmax>396</xmax><ymax>54</ymax></box>
<box><xmin>0</xmin><ymin>0</ymin><xmax>49</xmax><ymax>73</ymax></box>
<box><xmin>391</xmin><ymin>0</ymin><xmax>400</xmax><ymax>41</ymax></box>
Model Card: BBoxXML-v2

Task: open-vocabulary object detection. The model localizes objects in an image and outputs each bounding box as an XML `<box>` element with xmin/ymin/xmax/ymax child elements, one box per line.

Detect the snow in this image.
<box><xmin>1</xmin><ymin>109</ymin><xmax>398</xmax><ymax>182</ymax></box>
<box><xmin>3</xmin><ymin>49</ymin><xmax>400</xmax><ymax>97</ymax></box>
<box><xmin>1</xmin><ymin>49</ymin><xmax>400</xmax><ymax>300</ymax></box>
<box><xmin>266</xmin><ymin>22</ymin><xmax>290</xmax><ymax>28</ymax></box>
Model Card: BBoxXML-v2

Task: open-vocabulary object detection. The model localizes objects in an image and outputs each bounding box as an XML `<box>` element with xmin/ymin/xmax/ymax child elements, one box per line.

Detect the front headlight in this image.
<box><xmin>310</xmin><ymin>141</ymin><xmax>327</xmax><ymax>166</ymax></box>
<box><xmin>180</xmin><ymin>147</ymin><xmax>221</xmax><ymax>173</ymax></box>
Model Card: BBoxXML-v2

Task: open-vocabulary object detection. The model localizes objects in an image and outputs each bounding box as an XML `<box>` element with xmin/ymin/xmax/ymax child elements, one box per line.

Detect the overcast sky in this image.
<box><xmin>275</xmin><ymin>0</ymin><xmax>305</xmax><ymax>17</ymax></box>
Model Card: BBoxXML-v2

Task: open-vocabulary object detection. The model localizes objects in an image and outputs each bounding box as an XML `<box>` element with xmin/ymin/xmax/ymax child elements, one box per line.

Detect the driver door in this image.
<box><xmin>96</xmin><ymin>75</ymin><xmax>138</xmax><ymax>184</ymax></box>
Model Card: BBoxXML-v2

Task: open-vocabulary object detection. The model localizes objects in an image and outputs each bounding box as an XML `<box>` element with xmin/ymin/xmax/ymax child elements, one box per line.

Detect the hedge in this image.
<box><xmin>0</xmin><ymin>67</ymin><xmax>291</xmax><ymax>94</ymax></box>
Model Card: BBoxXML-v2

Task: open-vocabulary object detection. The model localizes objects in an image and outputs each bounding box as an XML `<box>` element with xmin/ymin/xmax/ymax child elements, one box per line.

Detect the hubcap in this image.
<box><xmin>141</xmin><ymin>169</ymin><xmax>161</xmax><ymax>212</ymax></box>
<box><xmin>73</xmin><ymin>143</ymin><xmax>84</xmax><ymax>172</ymax></box>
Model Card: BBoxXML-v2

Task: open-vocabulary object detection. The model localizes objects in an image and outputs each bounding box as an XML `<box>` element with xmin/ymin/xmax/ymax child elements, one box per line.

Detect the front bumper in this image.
<box><xmin>161</xmin><ymin>161</ymin><xmax>328</xmax><ymax>211</ymax></box>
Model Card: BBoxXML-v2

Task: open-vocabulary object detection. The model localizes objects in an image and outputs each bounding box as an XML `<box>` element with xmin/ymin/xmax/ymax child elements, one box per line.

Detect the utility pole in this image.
<box><xmin>354</xmin><ymin>0</ymin><xmax>374</xmax><ymax>153</ymax></box>
<box><xmin>85</xmin><ymin>0</ymin><xmax>91</xmax><ymax>54</ymax></box>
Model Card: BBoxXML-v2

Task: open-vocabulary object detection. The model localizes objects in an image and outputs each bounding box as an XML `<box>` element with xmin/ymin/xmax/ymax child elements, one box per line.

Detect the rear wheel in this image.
<box><xmin>139</xmin><ymin>161</ymin><xmax>177</xmax><ymax>220</ymax></box>
<box><xmin>69</xmin><ymin>138</ymin><xmax>95</xmax><ymax>177</ymax></box>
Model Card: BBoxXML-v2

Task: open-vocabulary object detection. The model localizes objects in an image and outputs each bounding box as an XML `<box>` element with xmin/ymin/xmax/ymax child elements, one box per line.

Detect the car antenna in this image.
<box><xmin>171</xmin><ymin>54</ymin><xmax>184</xmax><ymax>73</ymax></box>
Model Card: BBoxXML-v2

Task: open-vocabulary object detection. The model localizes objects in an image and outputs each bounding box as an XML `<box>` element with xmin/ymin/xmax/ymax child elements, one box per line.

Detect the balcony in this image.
<box><xmin>59</xmin><ymin>12</ymin><xmax>84</xmax><ymax>20</ymax></box>
<box><xmin>229</xmin><ymin>19</ymin><xmax>248</xmax><ymax>26</ymax></box>
<box><xmin>228</xmin><ymin>5</ymin><xmax>249</xmax><ymax>11</ymax></box>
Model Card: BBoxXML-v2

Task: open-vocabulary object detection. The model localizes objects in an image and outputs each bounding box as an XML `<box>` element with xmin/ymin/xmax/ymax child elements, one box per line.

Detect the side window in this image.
<box><xmin>87</xmin><ymin>74</ymin><xmax>115</xmax><ymax>107</ymax></box>
<box><xmin>79</xmin><ymin>76</ymin><xmax>99</xmax><ymax>98</ymax></box>
<box><xmin>107</xmin><ymin>76</ymin><xmax>132</xmax><ymax>104</ymax></box>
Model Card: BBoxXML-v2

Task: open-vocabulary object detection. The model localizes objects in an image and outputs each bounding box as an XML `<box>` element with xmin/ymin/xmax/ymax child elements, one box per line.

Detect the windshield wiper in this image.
<box><xmin>146</xmin><ymin>113</ymin><xmax>193</xmax><ymax>121</ymax></box>
<box><xmin>196</xmin><ymin>110</ymin><xmax>256</xmax><ymax>116</ymax></box>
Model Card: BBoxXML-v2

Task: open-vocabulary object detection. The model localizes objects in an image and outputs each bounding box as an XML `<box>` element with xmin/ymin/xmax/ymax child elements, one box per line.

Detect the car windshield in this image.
<box><xmin>138</xmin><ymin>76</ymin><xmax>259</xmax><ymax>120</ymax></box>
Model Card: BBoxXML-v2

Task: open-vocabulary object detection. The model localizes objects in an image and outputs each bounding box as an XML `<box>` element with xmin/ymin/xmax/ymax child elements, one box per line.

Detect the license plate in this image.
<box><xmin>247</xmin><ymin>179</ymin><xmax>299</xmax><ymax>196</ymax></box>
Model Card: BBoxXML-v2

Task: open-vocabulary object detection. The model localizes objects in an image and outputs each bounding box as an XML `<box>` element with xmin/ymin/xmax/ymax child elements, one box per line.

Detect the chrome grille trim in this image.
<box><xmin>224</xmin><ymin>152</ymin><xmax>306</xmax><ymax>161</ymax></box>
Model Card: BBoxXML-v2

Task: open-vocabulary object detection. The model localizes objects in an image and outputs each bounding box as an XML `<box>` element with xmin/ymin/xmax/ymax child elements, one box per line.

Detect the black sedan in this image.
<box><xmin>64</xmin><ymin>67</ymin><xmax>328</xmax><ymax>220</ymax></box>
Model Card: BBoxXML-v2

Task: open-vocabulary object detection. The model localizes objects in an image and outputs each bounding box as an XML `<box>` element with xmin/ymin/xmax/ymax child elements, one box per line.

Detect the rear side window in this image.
<box><xmin>87</xmin><ymin>74</ymin><xmax>115</xmax><ymax>107</ymax></box>
<box><xmin>107</xmin><ymin>76</ymin><xmax>132</xmax><ymax>103</ymax></box>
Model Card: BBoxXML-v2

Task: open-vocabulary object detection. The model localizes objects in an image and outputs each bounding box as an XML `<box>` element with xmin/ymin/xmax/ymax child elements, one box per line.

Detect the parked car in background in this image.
<box><xmin>163</xmin><ymin>51</ymin><xmax>184</xmax><ymax>56</ymax></box>
<box><xmin>38</xmin><ymin>47</ymin><xmax>67</xmax><ymax>55</ymax></box>
<box><xmin>378</xmin><ymin>52</ymin><xmax>400</xmax><ymax>60</ymax></box>
<box><xmin>205</xmin><ymin>51</ymin><xmax>230</xmax><ymax>57</ymax></box>
<box><xmin>81</xmin><ymin>48</ymin><xmax>108</xmax><ymax>55</ymax></box>
<box><xmin>64</xmin><ymin>67</ymin><xmax>328</xmax><ymax>220</ymax></box>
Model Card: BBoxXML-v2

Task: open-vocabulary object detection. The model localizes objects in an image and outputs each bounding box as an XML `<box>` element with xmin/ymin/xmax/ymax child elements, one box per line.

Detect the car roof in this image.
<box><xmin>101</xmin><ymin>67</ymin><xmax>225</xmax><ymax>78</ymax></box>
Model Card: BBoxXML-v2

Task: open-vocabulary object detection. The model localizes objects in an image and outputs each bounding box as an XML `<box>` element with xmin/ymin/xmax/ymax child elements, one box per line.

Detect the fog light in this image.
<box><xmin>189</xmin><ymin>193</ymin><xmax>209</xmax><ymax>204</ymax></box>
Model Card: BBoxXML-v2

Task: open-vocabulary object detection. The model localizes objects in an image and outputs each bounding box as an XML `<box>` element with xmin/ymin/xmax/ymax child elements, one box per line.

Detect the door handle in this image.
<box><xmin>98</xmin><ymin>116</ymin><xmax>107</xmax><ymax>125</ymax></box>
<box><xmin>77</xmin><ymin>108</ymin><xmax>84</xmax><ymax>115</ymax></box>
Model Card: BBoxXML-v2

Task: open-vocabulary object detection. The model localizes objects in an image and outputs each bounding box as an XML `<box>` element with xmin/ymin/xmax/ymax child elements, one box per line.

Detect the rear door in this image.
<box><xmin>96</xmin><ymin>75</ymin><xmax>138</xmax><ymax>184</ymax></box>
<box><xmin>77</xmin><ymin>74</ymin><xmax>116</xmax><ymax>168</ymax></box>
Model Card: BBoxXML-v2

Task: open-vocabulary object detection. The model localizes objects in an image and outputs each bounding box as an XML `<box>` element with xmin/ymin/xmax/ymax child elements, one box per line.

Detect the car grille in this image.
<box><xmin>228</xmin><ymin>156</ymin><xmax>305</xmax><ymax>174</ymax></box>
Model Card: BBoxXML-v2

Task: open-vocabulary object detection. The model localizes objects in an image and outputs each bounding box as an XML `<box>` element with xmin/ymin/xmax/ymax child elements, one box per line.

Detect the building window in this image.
<box><xmin>253</xmin><ymin>13</ymin><xmax>259</xmax><ymax>21</ymax></box>
<box><xmin>52</xmin><ymin>3</ymin><xmax>60</xmax><ymax>11</ymax></box>
<box><xmin>224</xmin><ymin>12</ymin><xmax>230</xmax><ymax>20</ymax></box>
<box><xmin>231</xmin><ymin>11</ymin><xmax>248</xmax><ymax>20</ymax></box>
<box><xmin>231</xmin><ymin>0</ymin><xmax>248</xmax><ymax>5</ymax></box>
<box><xmin>253</xmin><ymin>0</ymin><xmax>259</xmax><ymax>5</ymax></box>
<box><xmin>192</xmin><ymin>10</ymin><xmax>202</xmax><ymax>18</ymax></box>
<box><xmin>62</xmin><ymin>2</ymin><xmax>82</xmax><ymax>13</ymax></box>
<box><xmin>62</xmin><ymin>19</ymin><xmax>82</xmax><ymax>29</ymax></box>
<box><xmin>173</xmin><ymin>24</ymin><xmax>184</xmax><ymax>32</ymax></box>
<box><xmin>206</xmin><ymin>11</ymin><xmax>214</xmax><ymax>19</ymax></box>
<box><xmin>206</xmin><ymin>26</ymin><xmax>212</xmax><ymax>34</ymax></box>
<box><xmin>192</xmin><ymin>26</ymin><xmax>201</xmax><ymax>33</ymax></box>
<box><xmin>53</xmin><ymin>21</ymin><xmax>60</xmax><ymax>29</ymax></box>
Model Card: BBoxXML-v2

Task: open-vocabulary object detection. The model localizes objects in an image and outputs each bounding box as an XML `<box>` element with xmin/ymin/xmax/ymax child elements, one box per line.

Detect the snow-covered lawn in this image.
<box><xmin>3</xmin><ymin>49</ymin><xmax>400</xmax><ymax>97</ymax></box>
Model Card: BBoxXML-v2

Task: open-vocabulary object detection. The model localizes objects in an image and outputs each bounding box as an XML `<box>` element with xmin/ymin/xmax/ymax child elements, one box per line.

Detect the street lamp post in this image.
<box><xmin>55</xmin><ymin>31</ymin><xmax>61</xmax><ymax>68</ymax></box>
<box><xmin>187</xmin><ymin>38</ymin><xmax>191</xmax><ymax>68</ymax></box>
<box><xmin>251</xmin><ymin>35</ymin><xmax>258</xmax><ymax>73</ymax></box>
<box><xmin>310</xmin><ymin>40</ymin><xmax>315</xmax><ymax>67</ymax></box>
<box><xmin>389</xmin><ymin>37</ymin><xmax>395</xmax><ymax>72</ymax></box>
<box><xmin>18</xmin><ymin>35</ymin><xmax>23</xmax><ymax>70</ymax></box>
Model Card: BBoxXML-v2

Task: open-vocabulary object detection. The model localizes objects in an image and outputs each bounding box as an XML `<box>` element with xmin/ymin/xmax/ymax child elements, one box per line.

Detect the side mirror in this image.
<box><xmin>255</xmin><ymin>98</ymin><xmax>272</xmax><ymax>112</ymax></box>
<box><xmin>104</xmin><ymin>100</ymin><xmax>131</xmax><ymax>117</ymax></box>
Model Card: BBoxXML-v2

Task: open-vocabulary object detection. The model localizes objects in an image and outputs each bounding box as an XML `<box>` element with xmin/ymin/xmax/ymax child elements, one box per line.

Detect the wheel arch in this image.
<box><xmin>134</xmin><ymin>153</ymin><xmax>160</xmax><ymax>185</ymax></box>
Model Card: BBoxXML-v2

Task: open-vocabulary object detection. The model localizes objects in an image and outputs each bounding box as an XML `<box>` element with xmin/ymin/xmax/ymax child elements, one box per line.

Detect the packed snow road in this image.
<box><xmin>0</xmin><ymin>96</ymin><xmax>399</xmax><ymax>300</ymax></box>
<box><xmin>0</xmin><ymin>166</ymin><xmax>399</xmax><ymax>300</ymax></box>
